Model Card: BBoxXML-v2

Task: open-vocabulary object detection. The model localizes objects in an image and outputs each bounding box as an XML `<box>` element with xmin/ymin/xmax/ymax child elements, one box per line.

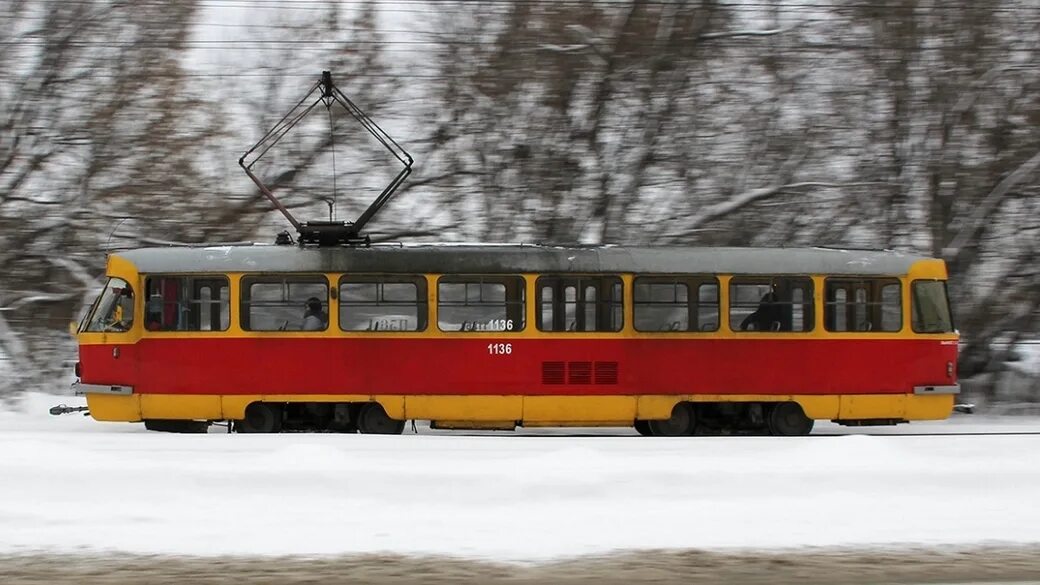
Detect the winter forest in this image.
<box><xmin>0</xmin><ymin>0</ymin><xmax>1038</xmax><ymax>402</ymax></box>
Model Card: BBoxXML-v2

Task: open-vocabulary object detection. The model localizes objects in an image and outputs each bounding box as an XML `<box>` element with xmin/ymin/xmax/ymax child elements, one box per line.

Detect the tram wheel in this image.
<box><xmin>357</xmin><ymin>403</ymin><xmax>405</xmax><ymax>435</ymax></box>
<box><xmin>768</xmin><ymin>402</ymin><xmax>814</xmax><ymax>436</ymax></box>
<box><xmin>647</xmin><ymin>403</ymin><xmax>696</xmax><ymax>437</ymax></box>
<box><xmin>634</xmin><ymin>420</ymin><xmax>653</xmax><ymax>436</ymax></box>
<box><xmin>237</xmin><ymin>402</ymin><xmax>283</xmax><ymax>433</ymax></box>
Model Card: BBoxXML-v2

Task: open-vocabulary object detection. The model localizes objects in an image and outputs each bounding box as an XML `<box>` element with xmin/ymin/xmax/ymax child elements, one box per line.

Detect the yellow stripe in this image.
<box><xmin>88</xmin><ymin>393</ymin><xmax>954</xmax><ymax>424</ymax></box>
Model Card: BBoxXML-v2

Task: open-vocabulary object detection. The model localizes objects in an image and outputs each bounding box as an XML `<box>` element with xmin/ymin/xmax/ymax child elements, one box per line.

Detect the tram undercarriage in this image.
<box><xmin>138</xmin><ymin>399</ymin><xmax>831</xmax><ymax>437</ymax></box>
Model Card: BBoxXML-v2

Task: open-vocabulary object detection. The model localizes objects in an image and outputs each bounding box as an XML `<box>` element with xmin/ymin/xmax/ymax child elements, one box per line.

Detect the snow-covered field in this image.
<box><xmin>1</xmin><ymin>394</ymin><xmax>1038</xmax><ymax>561</ymax></box>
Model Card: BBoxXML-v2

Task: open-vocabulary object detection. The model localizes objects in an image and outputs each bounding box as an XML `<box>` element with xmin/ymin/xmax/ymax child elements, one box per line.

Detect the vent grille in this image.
<box><xmin>542</xmin><ymin>361</ymin><xmax>565</xmax><ymax>385</ymax></box>
<box><xmin>542</xmin><ymin>361</ymin><xmax>619</xmax><ymax>385</ymax></box>
<box><xmin>595</xmin><ymin>361</ymin><xmax>618</xmax><ymax>385</ymax></box>
<box><xmin>568</xmin><ymin>361</ymin><xmax>593</xmax><ymax>384</ymax></box>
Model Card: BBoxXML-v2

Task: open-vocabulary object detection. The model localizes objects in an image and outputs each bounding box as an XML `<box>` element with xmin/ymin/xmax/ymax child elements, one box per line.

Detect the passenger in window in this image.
<box><xmin>145</xmin><ymin>293</ymin><xmax>163</xmax><ymax>331</ymax></box>
<box><xmin>301</xmin><ymin>297</ymin><xmax>327</xmax><ymax>331</ymax></box>
<box><xmin>740</xmin><ymin>292</ymin><xmax>783</xmax><ymax>331</ymax></box>
<box><xmin>109</xmin><ymin>286</ymin><xmax>134</xmax><ymax>331</ymax></box>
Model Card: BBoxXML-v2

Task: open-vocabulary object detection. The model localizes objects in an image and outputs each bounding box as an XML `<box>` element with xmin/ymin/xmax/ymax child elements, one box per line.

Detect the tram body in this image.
<box><xmin>73</xmin><ymin>245</ymin><xmax>959</xmax><ymax>434</ymax></box>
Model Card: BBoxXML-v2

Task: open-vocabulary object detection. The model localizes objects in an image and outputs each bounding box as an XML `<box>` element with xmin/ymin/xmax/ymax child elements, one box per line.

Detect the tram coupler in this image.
<box><xmin>953</xmin><ymin>403</ymin><xmax>976</xmax><ymax>414</ymax></box>
<box><xmin>49</xmin><ymin>404</ymin><xmax>90</xmax><ymax>416</ymax></box>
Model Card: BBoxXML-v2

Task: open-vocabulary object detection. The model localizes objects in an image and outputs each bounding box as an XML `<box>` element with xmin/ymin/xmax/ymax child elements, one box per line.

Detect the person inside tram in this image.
<box><xmin>301</xmin><ymin>297</ymin><xmax>327</xmax><ymax>331</ymax></box>
<box><xmin>740</xmin><ymin>291</ymin><xmax>783</xmax><ymax>331</ymax></box>
<box><xmin>145</xmin><ymin>293</ymin><xmax>166</xmax><ymax>331</ymax></box>
<box><xmin>108</xmin><ymin>285</ymin><xmax>135</xmax><ymax>331</ymax></box>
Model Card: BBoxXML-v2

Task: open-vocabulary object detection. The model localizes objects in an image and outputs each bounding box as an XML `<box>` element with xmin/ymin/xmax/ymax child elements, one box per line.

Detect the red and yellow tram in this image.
<box><xmin>73</xmin><ymin>244</ymin><xmax>959</xmax><ymax>435</ymax></box>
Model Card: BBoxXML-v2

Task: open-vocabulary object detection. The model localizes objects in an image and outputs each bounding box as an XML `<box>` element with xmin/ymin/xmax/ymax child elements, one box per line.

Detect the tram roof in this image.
<box><xmin>113</xmin><ymin>244</ymin><xmax>936</xmax><ymax>276</ymax></box>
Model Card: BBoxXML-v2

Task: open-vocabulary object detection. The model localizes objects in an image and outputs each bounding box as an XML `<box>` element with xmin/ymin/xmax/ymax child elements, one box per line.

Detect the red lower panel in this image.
<box><xmin>80</xmin><ymin>337</ymin><xmax>957</xmax><ymax>396</ymax></box>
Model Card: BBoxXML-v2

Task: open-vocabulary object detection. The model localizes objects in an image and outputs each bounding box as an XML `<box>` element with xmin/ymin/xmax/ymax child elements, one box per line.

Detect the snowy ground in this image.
<box><xmin>1</xmin><ymin>394</ymin><xmax>1039</xmax><ymax>562</ymax></box>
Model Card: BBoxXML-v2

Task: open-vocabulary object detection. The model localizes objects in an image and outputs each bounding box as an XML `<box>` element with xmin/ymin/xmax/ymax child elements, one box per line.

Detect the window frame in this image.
<box><xmin>240</xmin><ymin>274</ymin><xmax>330</xmax><ymax>332</ymax></box>
<box><xmin>728</xmin><ymin>276</ymin><xmax>815</xmax><ymax>333</ymax></box>
<box><xmin>338</xmin><ymin>274</ymin><xmax>428</xmax><ymax>332</ymax></box>
<box><xmin>632</xmin><ymin>275</ymin><xmax>720</xmax><ymax>333</ymax></box>
<box><xmin>436</xmin><ymin>275</ymin><xmax>526</xmax><ymax>333</ymax></box>
<box><xmin>82</xmin><ymin>277</ymin><xmax>135</xmax><ymax>333</ymax></box>
<box><xmin>823</xmin><ymin>278</ymin><xmax>902</xmax><ymax>333</ymax></box>
<box><xmin>911</xmin><ymin>279</ymin><xmax>955</xmax><ymax>334</ymax></box>
<box><xmin>142</xmin><ymin>274</ymin><xmax>231</xmax><ymax>333</ymax></box>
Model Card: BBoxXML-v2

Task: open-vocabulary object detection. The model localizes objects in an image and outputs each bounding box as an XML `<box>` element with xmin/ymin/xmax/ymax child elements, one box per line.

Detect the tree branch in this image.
<box><xmin>672</xmin><ymin>181</ymin><xmax>894</xmax><ymax>235</ymax></box>
<box><xmin>700</xmin><ymin>24</ymin><xmax>802</xmax><ymax>40</ymax></box>
<box><xmin>2</xmin><ymin>292</ymin><xmax>78</xmax><ymax>312</ymax></box>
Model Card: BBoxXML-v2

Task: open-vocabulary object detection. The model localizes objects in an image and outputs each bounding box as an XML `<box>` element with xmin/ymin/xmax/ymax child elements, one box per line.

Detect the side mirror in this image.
<box><xmin>69</xmin><ymin>321</ymin><xmax>80</xmax><ymax>336</ymax></box>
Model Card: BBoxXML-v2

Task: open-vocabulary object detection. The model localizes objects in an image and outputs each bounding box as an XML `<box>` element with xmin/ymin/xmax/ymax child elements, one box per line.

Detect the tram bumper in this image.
<box><xmin>71</xmin><ymin>381</ymin><xmax>134</xmax><ymax>395</ymax></box>
<box><xmin>913</xmin><ymin>384</ymin><xmax>960</xmax><ymax>395</ymax></box>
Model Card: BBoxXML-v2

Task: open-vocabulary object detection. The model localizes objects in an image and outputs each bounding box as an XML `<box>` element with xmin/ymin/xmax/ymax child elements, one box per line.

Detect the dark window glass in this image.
<box><xmin>730</xmin><ymin>277</ymin><xmax>814</xmax><ymax>332</ymax></box>
<box><xmin>824</xmin><ymin>279</ymin><xmax>901</xmax><ymax>332</ymax></box>
<box><xmin>633</xmin><ymin>277</ymin><xmax>719</xmax><ymax>332</ymax></box>
<box><xmin>537</xmin><ymin>276</ymin><xmax>623</xmax><ymax>332</ymax></box>
<box><xmin>340</xmin><ymin>276</ymin><xmax>427</xmax><ymax>331</ymax></box>
<box><xmin>84</xmin><ymin>278</ymin><xmax>135</xmax><ymax>332</ymax></box>
<box><xmin>143</xmin><ymin>276</ymin><xmax>229</xmax><ymax>332</ymax></box>
<box><xmin>241</xmin><ymin>276</ymin><xmax>328</xmax><ymax>332</ymax></box>
<box><xmin>912</xmin><ymin>280</ymin><xmax>954</xmax><ymax>333</ymax></box>
<box><xmin>438</xmin><ymin>276</ymin><xmax>525</xmax><ymax>332</ymax></box>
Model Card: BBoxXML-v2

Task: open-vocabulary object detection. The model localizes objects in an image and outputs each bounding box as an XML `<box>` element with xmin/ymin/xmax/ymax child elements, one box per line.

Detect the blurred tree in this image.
<box><xmin>0</xmin><ymin>1</ymin><xmax>214</xmax><ymax>393</ymax></box>
<box><xmin>417</xmin><ymin>1</ymin><xmax>866</xmax><ymax>246</ymax></box>
<box><xmin>0</xmin><ymin>1</ymin><xmax>403</xmax><ymax>396</ymax></box>
<box><xmin>0</xmin><ymin>0</ymin><xmax>1037</xmax><ymax>400</ymax></box>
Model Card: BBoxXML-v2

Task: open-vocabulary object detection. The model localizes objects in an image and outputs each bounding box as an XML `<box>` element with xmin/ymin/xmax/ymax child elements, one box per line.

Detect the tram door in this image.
<box><xmin>144</xmin><ymin>276</ymin><xmax>228</xmax><ymax>331</ymax></box>
<box><xmin>192</xmin><ymin>279</ymin><xmax>228</xmax><ymax>331</ymax></box>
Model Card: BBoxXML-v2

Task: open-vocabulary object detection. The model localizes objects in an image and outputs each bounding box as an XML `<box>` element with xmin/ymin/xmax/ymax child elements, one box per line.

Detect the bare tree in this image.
<box><xmin>0</xmin><ymin>1</ymin><xmax>230</xmax><ymax>394</ymax></box>
<box><xmin>0</xmin><ymin>0</ymin><xmax>1037</xmax><ymax>401</ymax></box>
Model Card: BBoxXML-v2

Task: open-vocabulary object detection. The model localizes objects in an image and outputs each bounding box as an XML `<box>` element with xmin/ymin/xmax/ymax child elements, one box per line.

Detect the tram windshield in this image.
<box><xmin>83</xmin><ymin>278</ymin><xmax>134</xmax><ymax>332</ymax></box>
<box><xmin>911</xmin><ymin>280</ymin><xmax>954</xmax><ymax>333</ymax></box>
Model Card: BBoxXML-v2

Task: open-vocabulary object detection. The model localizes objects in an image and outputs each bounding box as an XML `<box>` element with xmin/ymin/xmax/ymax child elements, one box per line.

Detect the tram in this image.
<box><xmin>72</xmin><ymin>243</ymin><xmax>959</xmax><ymax>435</ymax></box>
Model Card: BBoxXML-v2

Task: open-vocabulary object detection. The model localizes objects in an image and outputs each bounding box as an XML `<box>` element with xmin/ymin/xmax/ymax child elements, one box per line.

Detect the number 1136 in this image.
<box><xmin>487</xmin><ymin>343</ymin><xmax>513</xmax><ymax>355</ymax></box>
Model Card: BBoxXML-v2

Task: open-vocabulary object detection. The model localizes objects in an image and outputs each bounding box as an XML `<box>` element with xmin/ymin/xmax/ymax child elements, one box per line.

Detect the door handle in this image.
<box><xmin>112</xmin><ymin>347</ymin><xmax>120</xmax><ymax>359</ymax></box>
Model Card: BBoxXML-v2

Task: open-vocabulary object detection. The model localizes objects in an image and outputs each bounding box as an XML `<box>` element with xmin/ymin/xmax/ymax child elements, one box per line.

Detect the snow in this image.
<box><xmin>1</xmin><ymin>393</ymin><xmax>1039</xmax><ymax>561</ymax></box>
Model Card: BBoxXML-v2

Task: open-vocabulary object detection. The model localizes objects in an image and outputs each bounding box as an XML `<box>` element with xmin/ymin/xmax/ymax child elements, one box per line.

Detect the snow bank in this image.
<box><xmin>1</xmin><ymin>394</ymin><xmax>1039</xmax><ymax>560</ymax></box>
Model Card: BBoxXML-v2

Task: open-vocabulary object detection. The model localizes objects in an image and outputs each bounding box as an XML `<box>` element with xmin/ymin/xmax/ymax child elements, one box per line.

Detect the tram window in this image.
<box><xmin>730</xmin><ymin>277</ymin><xmax>814</xmax><ymax>332</ymax></box>
<box><xmin>241</xmin><ymin>276</ymin><xmax>328</xmax><ymax>332</ymax></box>
<box><xmin>83</xmin><ymin>278</ymin><xmax>135</xmax><ymax>333</ymax></box>
<box><xmin>824</xmin><ymin>279</ymin><xmax>901</xmax><ymax>332</ymax></box>
<box><xmin>881</xmin><ymin>284</ymin><xmax>901</xmax><ymax>331</ymax></box>
<box><xmin>340</xmin><ymin>276</ymin><xmax>427</xmax><ymax>332</ymax></box>
<box><xmin>612</xmin><ymin>281</ymin><xmax>623</xmax><ymax>329</ymax></box>
<box><xmin>831</xmin><ymin>289</ymin><xmax>848</xmax><ymax>331</ymax></box>
<box><xmin>633</xmin><ymin>277</ymin><xmax>719</xmax><ymax>332</ymax></box>
<box><xmin>540</xmin><ymin>286</ymin><xmax>554</xmax><ymax>327</ymax></box>
<box><xmin>792</xmin><ymin>287</ymin><xmax>807</xmax><ymax>330</ymax></box>
<box><xmin>438</xmin><ymin>276</ymin><xmax>525</xmax><ymax>332</ymax></box>
<box><xmin>912</xmin><ymin>280</ymin><xmax>954</xmax><ymax>333</ymax></box>
<box><xmin>563</xmin><ymin>286</ymin><xmax>577</xmax><ymax>328</ymax></box>
<box><xmin>537</xmin><ymin>276</ymin><xmax>623</xmax><ymax>332</ymax></box>
<box><xmin>698</xmin><ymin>283</ymin><xmax>720</xmax><ymax>331</ymax></box>
<box><xmin>585</xmin><ymin>286</ymin><xmax>597</xmax><ymax>330</ymax></box>
<box><xmin>143</xmin><ymin>276</ymin><xmax>229</xmax><ymax>332</ymax></box>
